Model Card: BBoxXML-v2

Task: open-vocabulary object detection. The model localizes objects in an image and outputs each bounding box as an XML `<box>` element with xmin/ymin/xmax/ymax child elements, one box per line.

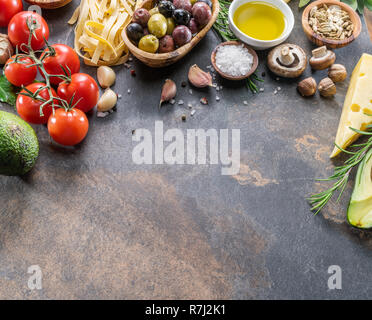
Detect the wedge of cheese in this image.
<box><xmin>331</xmin><ymin>53</ymin><xmax>372</xmax><ymax>158</ymax></box>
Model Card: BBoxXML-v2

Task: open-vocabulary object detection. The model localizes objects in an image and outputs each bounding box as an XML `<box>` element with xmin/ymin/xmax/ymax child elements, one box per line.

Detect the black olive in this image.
<box><xmin>158</xmin><ymin>0</ymin><xmax>175</xmax><ymax>17</ymax></box>
<box><xmin>197</xmin><ymin>0</ymin><xmax>212</xmax><ymax>8</ymax></box>
<box><xmin>126</xmin><ymin>23</ymin><xmax>144</xmax><ymax>42</ymax></box>
<box><xmin>172</xmin><ymin>9</ymin><xmax>191</xmax><ymax>26</ymax></box>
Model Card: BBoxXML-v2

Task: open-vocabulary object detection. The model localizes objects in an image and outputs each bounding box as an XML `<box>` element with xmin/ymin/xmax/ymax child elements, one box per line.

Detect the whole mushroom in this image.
<box><xmin>267</xmin><ymin>44</ymin><xmax>307</xmax><ymax>78</ymax></box>
<box><xmin>309</xmin><ymin>46</ymin><xmax>336</xmax><ymax>70</ymax></box>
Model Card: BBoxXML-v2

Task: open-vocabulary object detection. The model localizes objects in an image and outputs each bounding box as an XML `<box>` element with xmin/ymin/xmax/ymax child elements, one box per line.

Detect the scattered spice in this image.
<box><xmin>309</xmin><ymin>4</ymin><xmax>353</xmax><ymax>40</ymax></box>
<box><xmin>181</xmin><ymin>114</ymin><xmax>187</xmax><ymax>121</ymax></box>
<box><xmin>200</xmin><ymin>97</ymin><xmax>208</xmax><ymax>105</ymax></box>
<box><xmin>130</xmin><ymin>69</ymin><xmax>136</xmax><ymax>77</ymax></box>
<box><xmin>181</xmin><ymin>81</ymin><xmax>187</xmax><ymax>87</ymax></box>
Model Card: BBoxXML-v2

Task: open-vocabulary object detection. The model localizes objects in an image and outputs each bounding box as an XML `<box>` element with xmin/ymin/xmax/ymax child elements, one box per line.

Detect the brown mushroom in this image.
<box><xmin>0</xmin><ymin>34</ymin><xmax>13</xmax><ymax>65</ymax></box>
<box><xmin>267</xmin><ymin>43</ymin><xmax>307</xmax><ymax>78</ymax></box>
<box><xmin>309</xmin><ymin>46</ymin><xmax>336</xmax><ymax>70</ymax></box>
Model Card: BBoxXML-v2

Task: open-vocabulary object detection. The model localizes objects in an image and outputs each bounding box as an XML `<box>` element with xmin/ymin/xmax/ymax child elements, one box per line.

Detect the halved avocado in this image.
<box><xmin>347</xmin><ymin>149</ymin><xmax>372</xmax><ymax>229</ymax></box>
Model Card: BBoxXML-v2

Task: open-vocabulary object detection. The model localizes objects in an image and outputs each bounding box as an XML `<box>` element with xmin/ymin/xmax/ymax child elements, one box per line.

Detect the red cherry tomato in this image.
<box><xmin>4</xmin><ymin>55</ymin><xmax>37</xmax><ymax>87</ymax></box>
<box><xmin>40</xmin><ymin>44</ymin><xmax>81</xmax><ymax>85</ymax></box>
<box><xmin>48</xmin><ymin>108</ymin><xmax>89</xmax><ymax>146</ymax></box>
<box><xmin>0</xmin><ymin>0</ymin><xmax>23</xmax><ymax>27</ymax></box>
<box><xmin>8</xmin><ymin>11</ymin><xmax>49</xmax><ymax>51</ymax></box>
<box><xmin>57</xmin><ymin>73</ymin><xmax>99</xmax><ymax>113</ymax></box>
<box><xmin>16</xmin><ymin>83</ymin><xmax>58</xmax><ymax>124</ymax></box>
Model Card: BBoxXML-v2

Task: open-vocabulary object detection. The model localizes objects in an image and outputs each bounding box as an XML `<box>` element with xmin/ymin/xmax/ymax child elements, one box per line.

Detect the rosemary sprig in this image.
<box><xmin>246</xmin><ymin>73</ymin><xmax>264</xmax><ymax>94</ymax></box>
<box><xmin>213</xmin><ymin>0</ymin><xmax>264</xmax><ymax>94</ymax></box>
<box><xmin>308</xmin><ymin>127</ymin><xmax>372</xmax><ymax>214</ymax></box>
<box><xmin>213</xmin><ymin>0</ymin><xmax>237</xmax><ymax>42</ymax></box>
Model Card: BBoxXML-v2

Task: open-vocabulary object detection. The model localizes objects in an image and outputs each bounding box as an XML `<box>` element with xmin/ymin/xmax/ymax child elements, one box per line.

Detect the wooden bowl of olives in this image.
<box><xmin>122</xmin><ymin>0</ymin><xmax>220</xmax><ymax>68</ymax></box>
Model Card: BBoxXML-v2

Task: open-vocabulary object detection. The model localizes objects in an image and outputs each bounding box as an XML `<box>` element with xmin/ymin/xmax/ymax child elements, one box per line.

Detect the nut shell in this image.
<box><xmin>297</xmin><ymin>77</ymin><xmax>317</xmax><ymax>97</ymax></box>
<box><xmin>318</xmin><ymin>77</ymin><xmax>336</xmax><ymax>97</ymax></box>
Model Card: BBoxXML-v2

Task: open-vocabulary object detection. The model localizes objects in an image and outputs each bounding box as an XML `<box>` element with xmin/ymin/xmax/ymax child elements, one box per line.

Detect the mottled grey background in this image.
<box><xmin>0</xmin><ymin>0</ymin><xmax>371</xmax><ymax>299</ymax></box>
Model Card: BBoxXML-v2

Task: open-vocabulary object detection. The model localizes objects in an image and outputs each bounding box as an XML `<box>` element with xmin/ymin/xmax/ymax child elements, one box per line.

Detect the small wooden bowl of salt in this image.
<box><xmin>211</xmin><ymin>41</ymin><xmax>258</xmax><ymax>81</ymax></box>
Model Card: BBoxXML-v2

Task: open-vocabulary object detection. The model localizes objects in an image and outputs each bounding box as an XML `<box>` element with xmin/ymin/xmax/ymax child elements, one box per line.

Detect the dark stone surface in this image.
<box><xmin>0</xmin><ymin>1</ymin><xmax>372</xmax><ymax>299</ymax></box>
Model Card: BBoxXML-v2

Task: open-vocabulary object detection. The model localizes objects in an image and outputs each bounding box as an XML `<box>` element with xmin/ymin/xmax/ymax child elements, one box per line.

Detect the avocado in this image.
<box><xmin>0</xmin><ymin>111</ymin><xmax>39</xmax><ymax>176</ymax></box>
<box><xmin>347</xmin><ymin>149</ymin><xmax>372</xmax><ymax>229</ymax></box>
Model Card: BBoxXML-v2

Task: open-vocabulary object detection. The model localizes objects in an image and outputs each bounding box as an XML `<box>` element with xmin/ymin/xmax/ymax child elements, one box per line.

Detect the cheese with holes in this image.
<box><xmin>331</xmin><ymin>54</ymin><xmax>372</xmax><ymax>158</ymax></box>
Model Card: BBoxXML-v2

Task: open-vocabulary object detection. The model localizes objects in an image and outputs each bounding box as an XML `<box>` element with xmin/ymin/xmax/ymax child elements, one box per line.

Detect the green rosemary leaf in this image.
<box><xmin>350</xmin><ymin>127</ymin><xmax>372</xmax><ymax>135</ymax></box>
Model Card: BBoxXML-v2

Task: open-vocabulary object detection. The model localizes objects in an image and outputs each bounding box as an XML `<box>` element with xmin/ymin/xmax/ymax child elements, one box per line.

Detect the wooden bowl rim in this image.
<box><xmin>302</xmin><ymin>0</ymin><xmax>362</xmax><ymax>47</ymax></box>
<box><xmin>122</xmin><ymin>0</ymin><xmax>219</xmax><ymax>60</ymax></box>
<box><xmin>25</xmin><ymin>0</ymin><xmax>72</xmax><ymax>8</ymax></box>
<box><xmin>211</xmin><ymin>41</ymin><xmax>258</xmax><ymax>81</ymax></box>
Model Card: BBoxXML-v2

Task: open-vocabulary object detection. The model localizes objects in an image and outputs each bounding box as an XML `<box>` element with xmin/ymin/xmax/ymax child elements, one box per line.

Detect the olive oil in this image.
<box><xmin>233</xmin><ymin>2</ymin><xmax>286</xmax><ymax>41</ymax></box>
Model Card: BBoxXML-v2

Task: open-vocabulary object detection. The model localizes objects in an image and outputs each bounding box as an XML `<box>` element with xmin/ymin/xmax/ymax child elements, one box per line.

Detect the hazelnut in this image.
<box><xmin>298</xmin><ymin>77</ymin><xmax>317</xmax><ymax>97</ymax></box>
<box><xmin>328</xmin><ymin>64</ymin><xmax>347</xmax><ymax>83</ymax></box>
<box><xmin>318</xmin><ymin>77</ymin><xmax>336</xmax><ymax>97</ymax></box>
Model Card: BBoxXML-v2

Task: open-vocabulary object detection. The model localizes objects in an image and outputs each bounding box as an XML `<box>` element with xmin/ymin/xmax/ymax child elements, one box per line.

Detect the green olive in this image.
<box><xmin>149</xmin><ymin>7</ymin><xmax>159</xmax><ymax>16</ymax></box>
<box><xmin>138</xmin><ymin>34</ymin><xmax>159</xmax><ymax>53</ymax></box>
<box><xmin>148</xmin><ymin>13</ymin><xmax>167</xmax><ymax>38</ymax></box>
<box><xmin>190</xmin><ymin>0</ymin><xmax>198</xmax><ymax>4</ymax></box>
<box><xmin>166</xmin><ymin>17</ymin><xmax>176</xmax><ymax>35</ymax></box>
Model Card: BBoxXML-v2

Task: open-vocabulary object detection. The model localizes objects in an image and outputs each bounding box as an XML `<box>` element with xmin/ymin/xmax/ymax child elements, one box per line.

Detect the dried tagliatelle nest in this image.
<box><xmin>309</xmin><ymin>4</ymin><xmax>353</xmax><ymax>40</ymax></box>
<box><xmin>68</xmin><ymin>0</ymin><xmax>138</xmax><ymax>66</ymax></box>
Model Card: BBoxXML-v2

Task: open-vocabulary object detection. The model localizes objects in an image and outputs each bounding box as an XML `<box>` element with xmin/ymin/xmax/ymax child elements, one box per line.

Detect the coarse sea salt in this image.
<box><xmin>215</xmin><ymin>44</ymin><xmax>253</xmax><ymax>77</ymax></box>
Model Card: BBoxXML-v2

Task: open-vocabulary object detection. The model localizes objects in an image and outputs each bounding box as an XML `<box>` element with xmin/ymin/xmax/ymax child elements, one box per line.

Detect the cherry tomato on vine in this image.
<box><xmin>16</xmin><ymin>83</ymin><xmax>58</xmax><ymax>124</ymax></box>
<box><xmin>48</xmin><ymin>108</ymin><xmax>89</xmax><ymax>146</ymax></box>
<box><xmin>57</xmin><ymin>73</ymin><xmax>99</xmax><ymax>113</ymax></box>
<box><xmin>40</xmin><ymin>44</ymin><xmax>81</xmax><ymax>85</ymax></box>
<box><xmin>8</xmin><ymin>11</ymin><xmax>49</xmax><ymax>51</ymax></box>
<box><xmin>4</xmin><ymin>55</ymin><xmax>37</xmax><ymax>87</ymax></box>
<box><xmin>0</xmin><ymin>0</ymin><xmax>23</xmax><ymax>27</ymax></box>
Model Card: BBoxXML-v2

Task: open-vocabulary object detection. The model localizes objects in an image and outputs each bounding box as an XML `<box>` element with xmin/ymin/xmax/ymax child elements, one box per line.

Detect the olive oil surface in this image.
<box><xmin>233</xmin><ymin>2</ymin><xmax>286</xmax><ymax>41</ymax></box>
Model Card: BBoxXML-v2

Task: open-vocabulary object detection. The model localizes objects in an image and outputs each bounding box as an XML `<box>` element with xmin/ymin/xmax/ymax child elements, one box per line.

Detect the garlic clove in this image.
<box><xmin>159</xmin><ymin>79</ymin><xmax>176</xmax><ymax>109</ymax></box>
<box><xmin>97</xmin><ymin>89</ymin><xmax>117</xmax><ymax>112</ymax></box>
<box><xmin>97</xmin><ymin>66</ymin><xmax>116</xmax><ymax>88</ymax></box>
<box><xmin>188</xmin><ymin>64</ymin><xmax>213</xmax><ymax>88</ymax></box>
